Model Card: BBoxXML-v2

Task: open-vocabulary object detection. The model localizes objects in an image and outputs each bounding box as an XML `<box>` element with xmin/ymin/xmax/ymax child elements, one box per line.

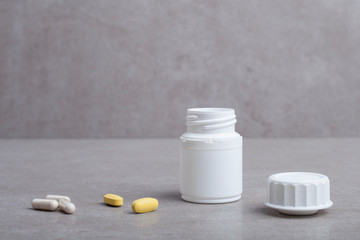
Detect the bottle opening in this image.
<box><xmin>187</xmin><ymin>108</ymin><xmax>234</xmax><ymax>114</ymax></box>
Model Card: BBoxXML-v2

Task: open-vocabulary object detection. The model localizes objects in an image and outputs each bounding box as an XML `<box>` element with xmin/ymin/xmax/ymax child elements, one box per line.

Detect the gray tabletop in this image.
<box><xmin>0</xmin><ymin>139</ymin><xmax>359</xmax><ymax>239</ymax></box>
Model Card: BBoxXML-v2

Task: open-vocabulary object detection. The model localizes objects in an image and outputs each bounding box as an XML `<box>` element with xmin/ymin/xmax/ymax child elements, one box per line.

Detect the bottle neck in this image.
<box><xmin>185</xmin><ymin>108</ymin><xmax>237</xmax><ymax>134</ymax></box>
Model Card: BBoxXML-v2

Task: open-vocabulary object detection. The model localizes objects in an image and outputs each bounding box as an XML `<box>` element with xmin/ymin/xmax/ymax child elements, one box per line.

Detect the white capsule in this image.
<box><xmin>59</xmin><ymin>199</ymin><xmax>76</xmax><ymax>214</ymax></box>
<box><xmin>46</xmin><ymin>195</ymin><xmax>71</xmax><ymax>202</ymax></box>
<box><xmin>32</xmin><ymin>199</ymin><xmax>59</xmax><ymax>211</ymax></box>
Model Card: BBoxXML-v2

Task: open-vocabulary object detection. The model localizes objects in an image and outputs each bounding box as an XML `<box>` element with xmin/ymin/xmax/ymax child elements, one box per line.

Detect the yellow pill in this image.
<box><xmin>104</xmin><ymin>194</ymin><xmax>123</xmax><ymax>207</ymax></box>
<box><xmin>132</xmin><ymin>198</ymin><xmax>158</xmax><ymax>213</ymax></box>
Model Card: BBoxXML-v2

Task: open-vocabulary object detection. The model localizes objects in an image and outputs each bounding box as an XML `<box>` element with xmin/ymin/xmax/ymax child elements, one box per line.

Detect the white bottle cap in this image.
<box><xmin>264</xmin><ymin>172</ymin><xmax>333</xmax><ymax>215</ymax></box>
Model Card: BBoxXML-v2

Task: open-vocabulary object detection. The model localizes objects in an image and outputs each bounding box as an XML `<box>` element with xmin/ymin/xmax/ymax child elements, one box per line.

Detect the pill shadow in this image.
<box><xmin>27</xmin><ymin>207</ymin><xmax>69</xmax><ymax>215</ymax></box>
<box><xmin>127</xmin><ymin>209</ymin><xmax>160</xmax><ymax>215</ymax></box>
<box><xmin>58</xmin><ymin>209</ymin><xmax>74</xmax><ymax>215</ymax></box>
<box><xmin>98</xmin><ymin>202</ymin><xmax>123</xmax><ymax>208</ymax></box>
<box><xmin>254</xmin><ymin>206</ymin><xmax>328</xmax><ymax>219</ymax></box>
<box><xmin>27</xmin><ymin>207</ymin><xmax>54</xmax><ymax>212</ymax></box>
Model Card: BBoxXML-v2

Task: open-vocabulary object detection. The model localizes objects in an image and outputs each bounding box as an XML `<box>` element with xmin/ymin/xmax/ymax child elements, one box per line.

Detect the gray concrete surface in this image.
<box><xmin>0</xmin><ymin>138</ymin><xmax>359</xmax><ymax>239</ymax></box>
<box><xmin>1</xmin><ymin>1</ymin><xmax>360</xmax><ymax>138</ymax></box>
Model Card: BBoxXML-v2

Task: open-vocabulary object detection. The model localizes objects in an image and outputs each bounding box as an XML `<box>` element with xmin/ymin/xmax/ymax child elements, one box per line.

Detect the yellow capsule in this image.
<box><xmin>132</xmin><ymin>198</ymin><xmax>158</xmax><ymax>213</ymax></box>
<box><xmin>104</xmin><ymin>194</ymin><xmax>123</xmax><ymax>207</ymax></box>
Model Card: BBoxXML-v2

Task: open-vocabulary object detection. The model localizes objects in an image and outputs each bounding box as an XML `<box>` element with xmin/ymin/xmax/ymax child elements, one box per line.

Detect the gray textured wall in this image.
<box><xmin>1</xmin><ymin>0</ymin><xmax>360</xmax><ymax>138</ymax></box>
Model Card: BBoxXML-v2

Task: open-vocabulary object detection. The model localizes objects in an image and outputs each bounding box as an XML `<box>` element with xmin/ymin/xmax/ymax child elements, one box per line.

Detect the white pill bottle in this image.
<box><xmin>180</xmin><ymin>108</ymin><xmax>243</xmax><ymax>203</ymax></box>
